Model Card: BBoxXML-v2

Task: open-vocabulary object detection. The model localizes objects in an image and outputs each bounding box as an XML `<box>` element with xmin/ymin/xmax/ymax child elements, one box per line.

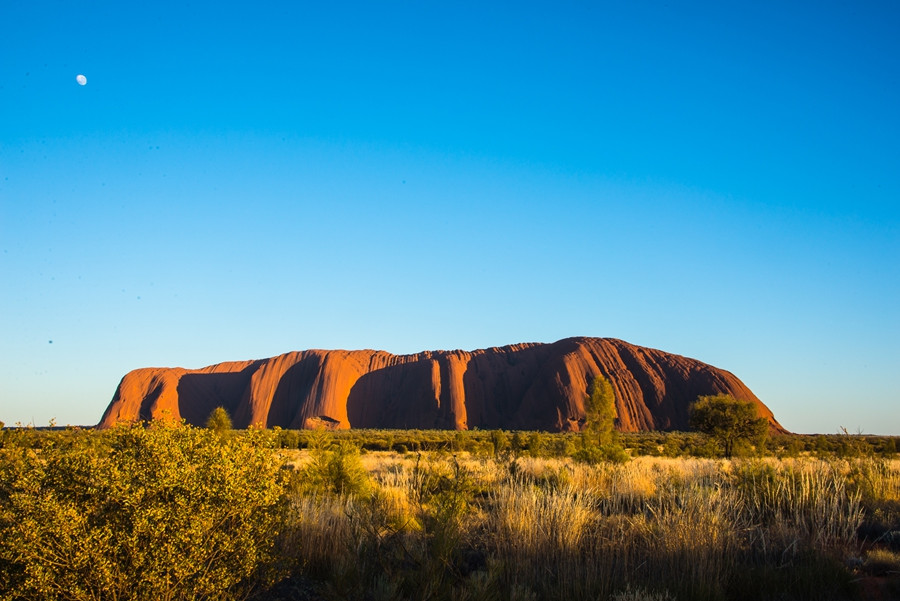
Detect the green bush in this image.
<box><xmin>277</xmin><ymin>429</ymin><xmax>301</xmax><ymax>449</ymax></box>
<box><xmin>205</xmin><ymin>406</ymin><xmax>233</xmax><ymax>434</ymax></box>
<box><xmin>0</xmin><ymin>422</ymin><xmax>286</xmax><ymax>601</ymax></box>
<box><xmin>300</xmin><ymin>430</ymin><xmax>371</xmax><ymax>498</ymax></box>
<box><xmin>490</xmin><ymin>430</ymin><xmax>510</xmax><ymax>456</ymax></box>
<box><xmin>573</xmin><ymin>437</ymin><xmax>629</xmax><ymax>464</ymax></box>
<box><xmin>525</xmin><ymin>432</ymin><xmax>545</xmax><ymax>457</ymax></box>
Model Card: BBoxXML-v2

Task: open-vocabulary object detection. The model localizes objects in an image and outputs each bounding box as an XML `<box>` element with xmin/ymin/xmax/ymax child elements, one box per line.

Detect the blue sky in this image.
<box><xmin>2</xmin><ymin>0</ymin><xmax>898</xmax><ymax>433</ymax></box>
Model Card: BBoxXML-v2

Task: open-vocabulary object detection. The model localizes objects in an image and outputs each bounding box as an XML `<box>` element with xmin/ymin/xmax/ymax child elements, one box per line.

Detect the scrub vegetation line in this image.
<box><xmin>1</xmin><ymin>420</ymin><xmax>898</xmax><ymax>601</ymax></box>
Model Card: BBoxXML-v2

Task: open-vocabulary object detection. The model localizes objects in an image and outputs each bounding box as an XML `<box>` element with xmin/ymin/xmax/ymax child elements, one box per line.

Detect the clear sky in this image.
<box><xmin>2</xmin><ymin>0</ymin><xmax>898</xmax><ymax>433</ymax></box>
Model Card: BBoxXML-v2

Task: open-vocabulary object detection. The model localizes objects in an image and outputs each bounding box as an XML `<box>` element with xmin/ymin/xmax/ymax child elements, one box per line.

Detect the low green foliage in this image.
<box><xmin>489</xmin><ymin>430</ymin><xmax>509</xmax><ymax>456</ymax></box>
<box><xmin>572</xmin><ymin>434</ymin><xmax>629</xmax><ymax>464</ymax></box>
<box><xmin>299</xmin><ymin>429</ymin><xmax>371</xmax><ymax>498</ymax></box>
<box><xmin>412</xmin><ymin>455</ymin><xmax>477</xmax><ymax>574</ymax></box>
<box><xmin>0</xmin><ymin>422</ymin><xmax>286</xmax><ymax>601</ymax></box>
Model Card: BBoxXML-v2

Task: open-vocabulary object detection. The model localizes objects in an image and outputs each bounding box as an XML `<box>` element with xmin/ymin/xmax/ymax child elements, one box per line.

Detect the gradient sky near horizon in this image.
<box><xmin>2</xmin><ymin>0</ymin><xmax>898</xmax><ymax>434</ymax></box>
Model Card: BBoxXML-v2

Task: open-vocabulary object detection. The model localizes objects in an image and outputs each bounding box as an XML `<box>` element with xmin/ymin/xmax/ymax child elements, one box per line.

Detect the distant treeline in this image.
<box><xmin>272</xmin><ymin>428</ymin><xmax>896</xmax><ymax>459</ymax></box>
<box><xmin>3</xmin><ymin>425</ymin><xmax>897</xmax><ymax>459</ymax></box>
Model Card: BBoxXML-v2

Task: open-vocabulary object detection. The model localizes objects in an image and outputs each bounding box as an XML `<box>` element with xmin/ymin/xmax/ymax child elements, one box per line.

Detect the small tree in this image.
<box><xmin>689</xmin><ymin>394</ymin><xmax>768</xmax><ymax>458</ymax></box>
<box><xmin>577</xmin><ymin>375</ymin><xmax>627</xmax><ymax>463</ymax></box>
<box><xmin>206</xmin><ymin>406</ymin><xmax>232</xmax><ymax>434</ymax></box>
<box><xmin>584</xmin><ymin>374</ymin><xmax>617</xmax><ymax>447</ymax></box>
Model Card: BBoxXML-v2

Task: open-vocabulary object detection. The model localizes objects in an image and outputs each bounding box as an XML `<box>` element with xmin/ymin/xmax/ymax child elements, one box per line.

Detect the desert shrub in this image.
<box><xmin>280</xmin><ymin>451</ymin><xmax>880</xmax><ymax>600</ymax></box>
<box><xmin>632</xmin><ymin>436</ymin><xmax>662</xmax><ymax>457</ymax></box>
<box><xmin>489</xmin><ymin>430</ymin><xmax>509</xmax><ymax>456</ymax></box>
<box><xmin>684</xmin><ymin>436</ymin><xmax>721</xmax><ymax>458</ymax></box>
<box><xmin>662</xmin><ymin>435</ymin><xmax>683</xmax><ymax>457</ymax></box>
<box><xmin>411</xmin><ymin>456</ymin><xmax>477</xmax><ymax>567</ymax></box>
<box><xmin>547</xmin><ymin>434</ymin><xmax>577</xmax><ymax>458</ymax></box>
<box><xmin>573</xmin><ymin>431</ymin><xmax>629</xmax><ymax>465</ymax></box>
<box><xmin>524</xmin><ymin>432</ymin><xmax>545</xmax><ymax>457</ymax></box>
<box><xmin>280</xmin><ymin>430</ymin><xmax>300</xmax><ymax>449</ymax></box>
<box><xmin>773</xmin><ymin>434</ymin><xmax>804</xmax><ymax>457</ymax></box>
<box><xmin>281</xmin><ymin>454</ymin><xmax>483</xmax><ymax>600</ymax></box>
<box><xmin>205</xmin><ymin>406</ymin><xmax>232</xmax><ymax>434</ymax></box>
<box><xmin>873</xmin><ymin>437</ymin><xmax>899</xmax><ymax>457</ymax></box>
<box><xmin>510</xmin><ymin>432</ymin><xmax>525</xmax><ymax>455</ymax></box>
<box><xmin>573</xmin><ymin>442</ymin><xmax>630</xmax><ymax>464</ymax></box>
<box><xmin>299</xmin><ymin>430</ymin><xmax>371</xmax><ymax>498</ymax></box>
<box><xmin>0</xmin><ymin>422</ymin><xmax>286</xmax><ymax>601</ymax></box>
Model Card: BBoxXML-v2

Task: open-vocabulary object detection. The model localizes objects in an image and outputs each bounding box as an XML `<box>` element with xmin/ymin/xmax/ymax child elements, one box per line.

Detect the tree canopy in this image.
<box><xmin>689</xmin><ymin>394</ymin><xmax>768</xmax><ymax>458</ymax></box>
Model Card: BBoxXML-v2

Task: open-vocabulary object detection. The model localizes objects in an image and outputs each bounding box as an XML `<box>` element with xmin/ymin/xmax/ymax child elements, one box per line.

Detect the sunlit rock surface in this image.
<box><xmin>99</xmin><ymin>337</ymin><xmax>784</xmax><ymax>432</ymax></box>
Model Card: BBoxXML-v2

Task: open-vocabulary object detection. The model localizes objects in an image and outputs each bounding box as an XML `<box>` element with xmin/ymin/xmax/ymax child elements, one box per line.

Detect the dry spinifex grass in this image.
<box><xmin>279</xmin><ymin>453</ymin><xmax>894</xmax><ymax>600</ymax></box>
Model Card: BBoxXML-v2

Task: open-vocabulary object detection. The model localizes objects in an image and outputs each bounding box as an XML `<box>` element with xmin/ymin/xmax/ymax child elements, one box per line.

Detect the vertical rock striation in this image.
<box><xmin>98</xmin><ymin>337</ymin><xmax>784</xmax><ymax>432</ymax></box>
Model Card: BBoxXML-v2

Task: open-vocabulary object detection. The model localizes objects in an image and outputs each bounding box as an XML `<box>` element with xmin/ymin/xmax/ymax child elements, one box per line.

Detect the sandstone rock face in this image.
<box><xmin>98</xmin><ymin>337</ymin><xmax>784</xmax><ymax>432</ymax></box>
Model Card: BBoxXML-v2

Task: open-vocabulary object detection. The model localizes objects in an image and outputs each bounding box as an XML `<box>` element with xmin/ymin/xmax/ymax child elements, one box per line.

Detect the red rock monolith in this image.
<box><xmin>98</xmin><ymin>337</ymin><xmax>784</xmax><ymax>432</ymax></box>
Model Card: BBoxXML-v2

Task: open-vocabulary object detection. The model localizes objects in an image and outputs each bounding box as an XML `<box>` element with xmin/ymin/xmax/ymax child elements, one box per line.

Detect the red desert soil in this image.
<box><xmin>99</xmin><ymin>337</ymin><xmax>784</xmax><ymax>432</ymax></box>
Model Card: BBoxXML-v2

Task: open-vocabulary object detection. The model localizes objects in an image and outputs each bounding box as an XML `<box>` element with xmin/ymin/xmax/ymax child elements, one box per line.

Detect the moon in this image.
<box><xmin>76</xmin><ymin>74</ymin><xmax>87</xmax><ymax>86</ymax></box>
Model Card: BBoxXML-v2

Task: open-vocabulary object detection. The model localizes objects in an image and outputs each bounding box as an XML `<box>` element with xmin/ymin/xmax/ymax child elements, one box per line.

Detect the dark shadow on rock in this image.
<box><xmin>347</xmin><ymin>360</ymin><xmax>444</xmax><ymax>429</ymax></box>
<box><xmin>462</xmin><ymin>344</ymin><xmax>554</xmax><ymax>430</ymax></box>
<box><xmin>138</xmin><ymin>380</ymin><xmax>165</xmax><ymax>422</ymax></box>
<box><xmin>176</xmin><ymin>362</ymin><xmax>262</xmax><ymax>427</ymax></box>
<box><xmin>267</xmin><ymin>354</ymin><xmax>326</xmax><ymax>429</ymax></box>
